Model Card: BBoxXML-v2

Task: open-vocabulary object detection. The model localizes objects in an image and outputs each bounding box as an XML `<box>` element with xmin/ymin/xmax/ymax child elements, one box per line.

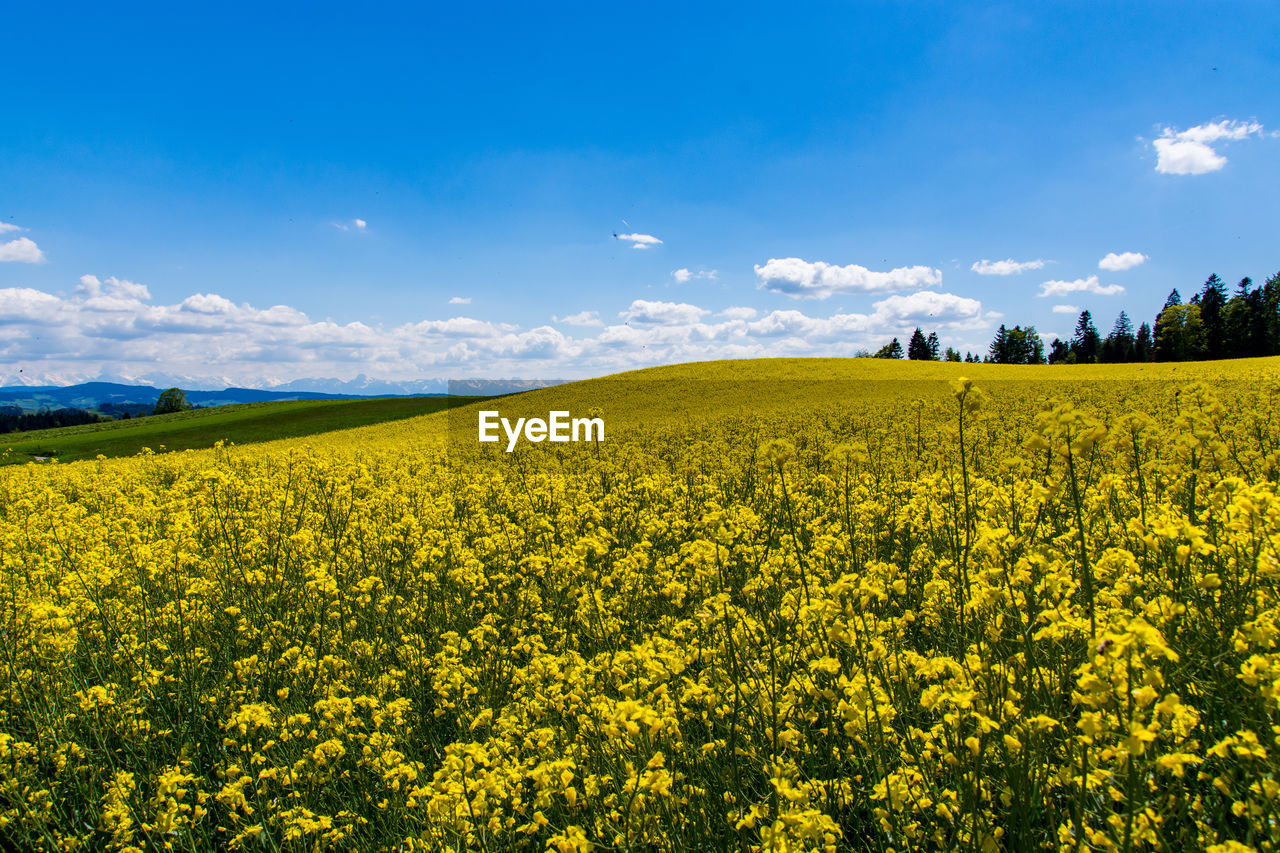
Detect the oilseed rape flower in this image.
<box><xmin>2</xmin><ymin>361</ymin><xmax>1280</xmax><ymax>849</ymax></box>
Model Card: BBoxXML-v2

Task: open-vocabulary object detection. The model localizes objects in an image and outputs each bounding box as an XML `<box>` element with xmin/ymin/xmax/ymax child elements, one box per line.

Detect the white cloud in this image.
<box><xmin>1153</xmin><ymin>120</ymin><xmax>1265</xmax><ymax>175</ymax></box>
<box><xmin>448</xmin><ymin>296</ymin><xmax>471</xmax><ymax>305</ymax></box>
<box><xmin>1098</xmin><ymin>251</ymin><xmax>1147</xmax><ymax>271</ymax></box>
<box><xmin>78</xmin><ymin>275</ymin><xmax>152</xmax><ymax>303</ymax></box>
<box><xmin>620</xmin><ymin>299</ymin><xmax>708</xmax><ymax>326</ymax></box>
<box><xmin>76</xmin><ymin>274</ymin><xmax>100</xmax><ymax>295</ymax></box>
<box><xmin>0</xmin><ymin>237</ymin><xmax>46</xmax><ymax>264</ymax></box>
<box><xmin>554</xmin><ymin>311</ymin><xmax>603</xmax><ymax>326</ymax></box>
<box><xmin>0</xmin><ymin>277</ymin><xmax>590</xmax><ymax>382</ymax></box>
<box><xmin>333</xmin><ymin>218</ymin><xmax>368</xmax><ymax>232</ymax></box>
<box><xmin>588</xmin><ymin>290</ymin><xmax>989</xmax><ymax>364</ymax></box>
<box><xmin>0</xmin><ymin>273</ymin><xmax>1004</xmax><ymax>385</ymax></box>
<box><xmin>872</xmin><ymin>290</ymin><xmax>984</xmax><ymax>325</ymax></box>
<box><xmin>617</xmin><ymin>232</ymin><xmax>662</xmax><ymax>249</ymax></box>
<box><xmin>755</xmin><ymin>257</ymin><xmax>942</xmax><ymax>299</ymax></box>
<box><xmin>406</xmin><ymin>316</ymin><xmax>518</xmax><ymax>337</ymax></box>
<box><xmin>180</xmin><ymin>293</ymin><xmax>236</xmax><ymax>314</ymax></box>
<box><xmin>1052</xmin><ymin>304</ymin><xmax>1080</xmax><ymax>314</ymax></box>
<box><xmin>0</xmin><ymin>223</ymin><xmax>23</xmax><ymax>234</ymax></box>
<box><xmin>971</xmin><ymin>258</ymin><xmax>1045</xmax><ymax>275</ymax></box>
<box><xmin>0</xmin><ymin>287</ymin><xmax>62</xmax><ymax>321</ymax></box>
<box><xmin>733</xmin><ymin>291</ymin><xmax>986</xmax><ymax>343</ymax></box>
<box><xmin>672</xmin><ymin>268</ymin><xmax>718</xmax><ymax>283</ymax></box>
<box><xmin>1038</xmin><ymin>275</ymin><xmax>1124</xmax><ymax>298</ymax></box>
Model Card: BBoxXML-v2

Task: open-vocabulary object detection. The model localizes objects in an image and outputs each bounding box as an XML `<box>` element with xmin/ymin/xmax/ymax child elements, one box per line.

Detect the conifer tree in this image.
<box><xmin>874</xmin><ymin>337</ymin><xmax>904</xmax><ymax>358</ymax></box>
<box><xmin>1196</xmin><ymin>274</ymin><xmax>1227</xmax><ymax>359</ymax></box>
<box><xmin>907</xmin><ymin>327</ymin><xmax>932</xmax><ymax>360</ymax></box>
<box><xmin>1101</xmin><ymin>311</ymin><xmax>1135</xmax><ymax>363</ymax></box>
<box><xmin>1135</xmin><ymin>322</ymin><xmax>1153</xmax><ymax>362</ymax></box>
<box><xmin>1070</xmin><ymin>311</ymin><xmax>1101</xmax><ymax>363</ymax></box>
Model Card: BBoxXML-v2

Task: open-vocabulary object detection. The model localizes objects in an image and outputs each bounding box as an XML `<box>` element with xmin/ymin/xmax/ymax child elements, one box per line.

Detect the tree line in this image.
<box><xmin>0</xmin><ymin>406</ymin><xmax>104</xmax><ymax>435</ymax></box>
<box><xmin>0</xmin><ymin>388</ymin><xmax>195</xmax><ymax>436</ymax></box>
<box><xmin>870</xmin><ymin>270</ymin><xmax>1280</xmax><ymax>364</ymax></box>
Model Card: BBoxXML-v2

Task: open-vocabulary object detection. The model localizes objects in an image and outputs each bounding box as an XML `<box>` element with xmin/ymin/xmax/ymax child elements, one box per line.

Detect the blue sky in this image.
<box><xmin>2</xmin><ymin>1</ymin><xmax>1277</xmax><ymax>387</ymax></box>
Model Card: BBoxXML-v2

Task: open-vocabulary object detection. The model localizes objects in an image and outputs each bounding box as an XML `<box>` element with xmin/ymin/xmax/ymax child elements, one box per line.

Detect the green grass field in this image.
<box><xmin>0</xmin><ymin>395</ymin><xmax>490</xmax><ymax>465</ymax></box>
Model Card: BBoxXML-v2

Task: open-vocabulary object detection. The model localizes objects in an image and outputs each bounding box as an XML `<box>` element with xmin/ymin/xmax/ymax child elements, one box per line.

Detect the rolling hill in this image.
<box><xmin>0</xmin><ymin>395</ymin><xmax>490</xmax><ymax>465</ymax></box>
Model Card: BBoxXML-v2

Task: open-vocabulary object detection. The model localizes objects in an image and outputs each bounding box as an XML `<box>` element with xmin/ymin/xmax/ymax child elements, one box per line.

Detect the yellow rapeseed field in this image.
<box><xmin>3</xmin><ymin>357</ymin><xmax>1280</xmax><ymax>851</ymax></box>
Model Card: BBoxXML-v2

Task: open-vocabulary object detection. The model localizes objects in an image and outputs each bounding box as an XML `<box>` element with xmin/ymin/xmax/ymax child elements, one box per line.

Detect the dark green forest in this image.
<box><xmin>0</xmin><ymin>407</ymin><xmax>104</xmax><ymax>435</ymax></box>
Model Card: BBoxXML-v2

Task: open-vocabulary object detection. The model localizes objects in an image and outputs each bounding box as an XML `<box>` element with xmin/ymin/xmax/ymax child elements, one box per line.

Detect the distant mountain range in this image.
<box><xmin>0</xmin><ymin>379</ymin><xmax>569</xmax><ymax>412</ymax></box>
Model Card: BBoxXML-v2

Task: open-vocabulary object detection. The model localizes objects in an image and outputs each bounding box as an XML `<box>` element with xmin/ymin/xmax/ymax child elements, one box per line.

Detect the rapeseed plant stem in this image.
<box><xmin>1065</xmin><ymin>443</ymin><xmax>1097</xmax><ymax>639</ymax></box>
